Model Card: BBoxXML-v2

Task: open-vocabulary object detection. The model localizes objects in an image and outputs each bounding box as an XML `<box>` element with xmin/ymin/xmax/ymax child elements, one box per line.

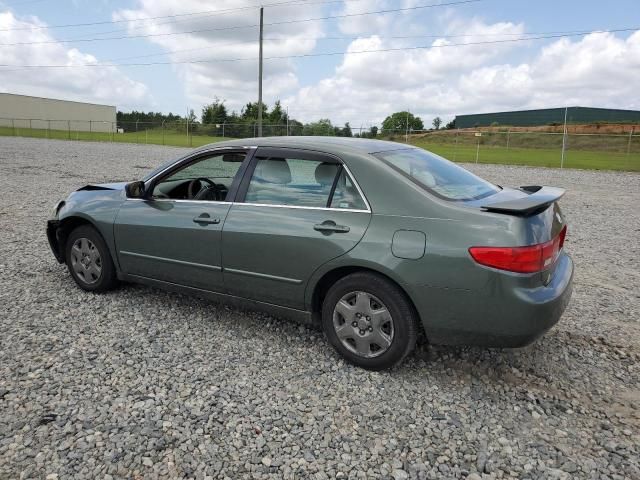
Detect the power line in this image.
<box><xmin>0</xmin><ymin>0</ymin><xmax>352</xmax><ymax>32</ymax></box>
<box><xmin>0</xmin><ymin>0</ymin><xmax>320</xmax><ymax>32</ymax></box>
<box><xmin>0</xmin><ymin>0</ymin><xmax>482</xmax><ymax>47</ymax></box>
<box><xmin>41</xmin><ymin>0</ymin><xmax>363</xmax><ymax>42</ymax></box>
<box><xmin>1</xmin><ymin>28</ymin><xmax>635</xmax><ymax>69</ymax></box>
<box><xmin>2</xmin><ymin>0</ymin><xmax>49</xmax><ymax>6</ymax></box>
<box><xmin>96</xmin><ymin>27</ymin><xmax>622</xmax><ymax>64</ymax></box>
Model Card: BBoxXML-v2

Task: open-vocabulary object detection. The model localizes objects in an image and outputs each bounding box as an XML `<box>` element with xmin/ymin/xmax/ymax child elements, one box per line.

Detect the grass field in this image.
<box><xmin>1</xmin><ymin>126</ymin><xmax>639</xmax><ymax>171</ymax></box>
<box><xmin>0</xmin><ymin>126</ymin><xmax>225</xmax><ymax>148</ymax></box>
<box><xmin>408</xmin><ymin>139</ymin><xmax>640</xmax><ymax>171</ymax></box>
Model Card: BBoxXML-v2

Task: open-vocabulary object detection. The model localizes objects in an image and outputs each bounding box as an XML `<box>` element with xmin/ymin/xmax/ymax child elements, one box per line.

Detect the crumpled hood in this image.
<box><xmin>76</xmin><ymin>182</ymin><xmax>127</xmax><ymax>192</ymax></box>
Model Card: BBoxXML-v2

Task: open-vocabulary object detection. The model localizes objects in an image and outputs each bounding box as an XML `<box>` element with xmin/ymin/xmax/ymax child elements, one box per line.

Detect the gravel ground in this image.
<box><xmin>0</xmin><ymin>137</ymin><xmax>638</xmax><ymax>480</ymax></box>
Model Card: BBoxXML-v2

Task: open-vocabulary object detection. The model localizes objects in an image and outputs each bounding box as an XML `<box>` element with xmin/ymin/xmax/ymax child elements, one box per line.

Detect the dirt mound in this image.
<box><xmin>461</xmin><ymin>123</ymin><xmax>638</xmax><ymax>135</ymax></box>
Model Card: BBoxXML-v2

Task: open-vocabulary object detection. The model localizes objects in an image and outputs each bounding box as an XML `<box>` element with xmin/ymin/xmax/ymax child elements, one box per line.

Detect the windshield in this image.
<box><xmin>373</xmin><ymin>148</ymin><xmax>500</xmax><ymax>201</ymax></box>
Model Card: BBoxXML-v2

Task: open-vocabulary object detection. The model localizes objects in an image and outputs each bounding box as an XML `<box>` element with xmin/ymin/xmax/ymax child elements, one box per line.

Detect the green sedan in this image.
<box><xmin>47</xmin><ymin>137</ymin><xmax>573</xmax><ymax>370</ymax></box>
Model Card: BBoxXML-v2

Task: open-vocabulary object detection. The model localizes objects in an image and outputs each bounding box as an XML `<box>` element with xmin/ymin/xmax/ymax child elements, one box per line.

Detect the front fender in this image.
<box><xmin>51</xmin><ymin>189</ymin><xmax>126</xmax><ymax>268</ymax></box>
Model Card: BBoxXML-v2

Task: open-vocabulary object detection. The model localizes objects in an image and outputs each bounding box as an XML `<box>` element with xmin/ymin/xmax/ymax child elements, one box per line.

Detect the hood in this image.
<box><xmin>76</xmin><ymin>182</ymin><xmax>127</xmax><ymax>192</ymax></box>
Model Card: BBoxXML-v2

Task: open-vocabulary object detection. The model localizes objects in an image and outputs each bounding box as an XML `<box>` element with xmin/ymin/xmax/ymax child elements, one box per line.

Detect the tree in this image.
<box><xmin>116</xmin><ymin>110</ymin><xmax>183</xmax><ymax>132</ymax></box>
<box><xmin>241</xmin><ymin>101</ymin><xmax>268</xmax><ymax>121</ymax></box>
<box><xmin>201</xmin><ymin>97</ymin><xmax>228</xmax><ymax>124</ymax></box>
<box><xmin>287</xmin><ymin>119</ymin><xmax>303</xmax><ymax>135</ymax></box>
<box><xmin>303</xmin><ymin>119</ymin><xmax>333</xmax><ymax>136</ymax></box>
<box><xmin>432</xmin><ymin>116</ymin><xmax>442</xmax><ymax>130</ymax></box>
<box><xmin>369</xmin><ymin>126</ymin><xmax>378</xmax><ymax>137</ymax></box>
<box><xmin>381</xmin><ymin>111</ymin><xmax>424</xmax><ymax>134</ymax></box>
<box><xmin>268</xmin><ymin>100</ymin><xmax>287</xmax><ymax>124</ymax></box>
<box><xmin>445</xmin><ymin>119</ymin><xmax>456</xmax><ymax>130</ymax></box>
<box><xmin>342</xmin><ymin>122</ymin><xmax>353</xmax><ymax>137</ymax></box>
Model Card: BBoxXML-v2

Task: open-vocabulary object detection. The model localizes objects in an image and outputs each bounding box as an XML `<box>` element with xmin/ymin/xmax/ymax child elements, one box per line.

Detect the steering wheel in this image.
<box><xmin>187</xmin><ymin>177</ymin><xmax>215</xmax><ymax>199</ymax></box>
<box><xmin>194</xmin><ymin>182</ymin><xmax>229</xmax><ymax>201</ymax></box>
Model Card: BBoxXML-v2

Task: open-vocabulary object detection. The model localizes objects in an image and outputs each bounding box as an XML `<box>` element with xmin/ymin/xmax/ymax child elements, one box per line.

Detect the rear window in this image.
<box><xmin>372</xmin><ymin>148</ymin><xmax>500</xmax><ymax>201</ymax></box>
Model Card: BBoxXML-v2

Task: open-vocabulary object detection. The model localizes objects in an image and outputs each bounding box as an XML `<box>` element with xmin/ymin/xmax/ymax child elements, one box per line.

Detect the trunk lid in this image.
<box><xmin>468</xmin><ymin>186</ymin><xmax>568</xmax><ymax>283</ymax></box>
<box><xmin>467</xmin><ymin>185</ymin><xmax>565</xmax><ymax>217</ymax></box>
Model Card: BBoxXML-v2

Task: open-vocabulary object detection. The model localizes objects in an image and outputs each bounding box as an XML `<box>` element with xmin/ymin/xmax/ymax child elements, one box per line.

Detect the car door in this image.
<box><xmin>114</xmin><ymin>148</ymin><xmax>252</xmax><ymax>291</ymax></box>
<box><xmin>221</xmin><ymin>147</ymin><xmax>372</xmax><ymax>309</ymax></box>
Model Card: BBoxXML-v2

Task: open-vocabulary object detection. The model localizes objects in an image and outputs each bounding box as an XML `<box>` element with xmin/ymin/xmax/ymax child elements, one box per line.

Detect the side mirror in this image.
<box><xmin>125</xmin><ymin>180</ymin><xmax>146</xmax><ymax>198</ymax></box>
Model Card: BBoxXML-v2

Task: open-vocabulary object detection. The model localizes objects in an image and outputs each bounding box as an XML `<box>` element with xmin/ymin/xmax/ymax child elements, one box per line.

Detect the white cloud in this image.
<box><xmin>337</xmin><ymin>0</ymin><xmax>425</xmax><ymax>36</ymax></box>
<box><xmin>284</xmin><ymin>17</ymin><xmax>528</xmax><ymax>124</ymax></box>
<box><xmin>455</xmin><ymin>31</ymin><xmax>640</xmax><ymax>114</ymax></box>
<box><xmin>283</xmin><ymin>18</ymin><xmax>640</xmax><ymax>127</ymax></box>
<box><xmin>0</xmin><ymin>11</ymin><xmax>152</xmax><ymax>110</ymax></box>
<box><xmin>113</xmin><ymin>0</ymin><xmax>326</xmax><ymax>115</ymax></box>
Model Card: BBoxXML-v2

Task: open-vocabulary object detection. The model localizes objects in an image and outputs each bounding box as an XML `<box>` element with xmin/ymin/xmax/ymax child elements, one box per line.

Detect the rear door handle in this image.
<box><xmin>314</xmin><ymin>221</ymin><xmax>350</xmax><ymax>233</ymax></box>
<box><xmin>193</xmin><ymin>214</ymin><xmax>220</xmax><ymax>225</ymax></box>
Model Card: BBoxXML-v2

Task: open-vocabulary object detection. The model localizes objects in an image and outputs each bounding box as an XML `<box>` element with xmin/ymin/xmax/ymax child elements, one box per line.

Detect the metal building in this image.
<box><xmin>455</xmin><ymin>106</ymin><xmax>640</xmax><ymax>129</ymax></box>
<box><xmin>0</xmin><ymin>93</ymin><xmax>116</xmax><ymax>133</ymax></box>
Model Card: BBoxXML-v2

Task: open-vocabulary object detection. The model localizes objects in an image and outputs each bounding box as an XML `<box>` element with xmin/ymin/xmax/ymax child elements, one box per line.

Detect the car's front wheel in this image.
<box><xmin>322</xmin><ymin>272</ymin><xmax>418</xmax><ymax>370</ymax></box>
<box><xmin>65</xmin><ymin>224</ymin><xmax>118</xmax><ymax>292</ymax></box>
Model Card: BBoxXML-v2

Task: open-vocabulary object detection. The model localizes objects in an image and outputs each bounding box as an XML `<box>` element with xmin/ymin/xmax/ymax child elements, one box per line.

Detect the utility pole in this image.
<box><xmin>626</xmin><ymin>126</ymin><xmax>634</xmax><ymax>170</ymax></box>
<box><xmin>560</xmin><ymin>106</ymin><xmax>568</xmax><ymax>169</ymax></box>
<box><xmin>257</xmin><ymin>6</ymin><xmax>264</xmax><ymax>137</ymax></box>
<box><xmin>405</xmin><ymin>109</ymin><xmax>409</xmax><ymax>143</ymax></box>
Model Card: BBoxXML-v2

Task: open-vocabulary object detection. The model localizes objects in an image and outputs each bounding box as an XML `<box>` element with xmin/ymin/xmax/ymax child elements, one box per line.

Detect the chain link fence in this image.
<box><xmin>0</xmin><ymin>117</ymin><xmax>638</xmax><ymax>171</ymax></box>
<box><xmin>395</xmin><ymin>129</ymin><xmax>639</xmax><ymax>171</ymax></box>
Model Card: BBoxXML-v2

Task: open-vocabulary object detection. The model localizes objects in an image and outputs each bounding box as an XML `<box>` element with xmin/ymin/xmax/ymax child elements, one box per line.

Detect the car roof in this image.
<box><xmin>194</xmin><ymin>136</ymin><xmax>415</xmax><ymax>156</ymax></box>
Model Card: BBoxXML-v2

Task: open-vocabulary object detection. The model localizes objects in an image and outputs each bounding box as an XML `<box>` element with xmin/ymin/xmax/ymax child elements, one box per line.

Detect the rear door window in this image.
<box><xmin>244</xmin><ymin>157</ymin><xmax>338</xmax><ymax>207</ymax></box>
<box><xmin>373</xmin><ymin>148</ymin><xmax>499</xmax><ymax>201</ymax></box>
<box><xmin>330</xmin><ymin>169</ymin><xmax>368</xmax><ymax>211</ymax></box>
<box><xmin>239</xmin><ymin>149</ymin><xmax>369</xmax><ymax>210</ymax></box>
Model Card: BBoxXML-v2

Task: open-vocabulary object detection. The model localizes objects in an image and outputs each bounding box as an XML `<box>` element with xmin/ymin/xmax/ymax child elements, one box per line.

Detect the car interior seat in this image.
<box><xmin>245</xmin><ymin>158</ymin><xmax>292</xmax><ymax>204</ymax></box>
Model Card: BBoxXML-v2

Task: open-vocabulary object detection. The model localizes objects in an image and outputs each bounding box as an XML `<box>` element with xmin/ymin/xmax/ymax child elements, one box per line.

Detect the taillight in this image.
<box><xmin>469</xmin><ymin>226</ymin><xmax>567</xmax><ymax>274</ymax></box>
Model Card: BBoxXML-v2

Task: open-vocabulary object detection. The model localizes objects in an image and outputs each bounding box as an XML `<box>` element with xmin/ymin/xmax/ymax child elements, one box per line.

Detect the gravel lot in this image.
<box><xmin>0</xmin><ymin>137</ymin><xmax>638</xmax><ymax>480</ymax></box>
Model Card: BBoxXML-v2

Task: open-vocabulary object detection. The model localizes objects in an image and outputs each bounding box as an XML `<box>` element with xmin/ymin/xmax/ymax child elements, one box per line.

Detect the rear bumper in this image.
<box><xmin>414</xmin><ymin>252</ymin><xmax>574</xmax><ymax>347</ymax></box>
<box><xmin>47</xmin><ymin>220</ymin><xmax>65</xmax><ymax>263</ymax></box>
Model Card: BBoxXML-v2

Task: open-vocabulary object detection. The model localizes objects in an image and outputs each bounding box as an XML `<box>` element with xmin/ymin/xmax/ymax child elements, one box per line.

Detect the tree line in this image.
<box><xmin>117</xmin><ymin>98</ymin><xmax>455</xmax><ymax>136</ymax></box>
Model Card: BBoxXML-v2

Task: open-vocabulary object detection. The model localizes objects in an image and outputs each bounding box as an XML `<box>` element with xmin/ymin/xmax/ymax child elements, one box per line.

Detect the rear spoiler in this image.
<box><xmin>481</xmin><ymin>186</ymin><xmax>565</xmax><ymax>216</ymax></box>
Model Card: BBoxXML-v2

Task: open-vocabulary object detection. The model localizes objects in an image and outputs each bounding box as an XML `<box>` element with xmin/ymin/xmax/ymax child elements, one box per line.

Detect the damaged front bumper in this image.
<box><xmin>47</xmin><ymin>219</ymin><xmax>64</xmax><ymax>263</ymax></box>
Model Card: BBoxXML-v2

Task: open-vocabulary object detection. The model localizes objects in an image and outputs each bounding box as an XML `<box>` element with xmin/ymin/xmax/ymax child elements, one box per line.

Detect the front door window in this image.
<box><xmin>152</xmin><ymin>152</ymin><xmax>245</xmax><ymax>202</ymax></box>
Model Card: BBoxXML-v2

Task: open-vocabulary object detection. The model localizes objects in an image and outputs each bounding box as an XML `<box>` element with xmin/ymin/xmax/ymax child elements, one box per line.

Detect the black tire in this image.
<box><xmin>65</xmin><ymin>224</ymin><xmax>118</xmax><ymax>292</ymax></box>
<box><xmin>322</xmin><ymin>272</ymin><xmax>418</xmax><ymax>370</ymax></box>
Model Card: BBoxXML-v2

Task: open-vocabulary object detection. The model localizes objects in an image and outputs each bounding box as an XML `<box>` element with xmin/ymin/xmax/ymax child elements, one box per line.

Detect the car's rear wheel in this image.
<box><xmin>322</xmin><ymin>272</ymin><xmax>418</xmax><ymax>370</ymax></box>
<box><xmin>65</xmin><ymin>225</ymin><xmax>118</xmax><ymax>292</ymax></box>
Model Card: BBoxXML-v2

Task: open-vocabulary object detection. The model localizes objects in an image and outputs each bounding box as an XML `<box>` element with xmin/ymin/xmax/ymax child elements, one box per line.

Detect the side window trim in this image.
<box><xmin>234</xmin><ymin>147</ymin><xmax>371</xmax><ymax>212</ymax></box>
<box><xmin>144</xmin><ymin>147</ymin><xmax>256</xmax><ymax>203</ymax></box>
<box><xmin>326</xmin><ymin>164</ymin><xmax>343</xmax><ymax>208</ymax></box>
<box><xmin>336</xmin><ymin>164</ymin><xmax>372</xmax><ymax>213</ymax></box>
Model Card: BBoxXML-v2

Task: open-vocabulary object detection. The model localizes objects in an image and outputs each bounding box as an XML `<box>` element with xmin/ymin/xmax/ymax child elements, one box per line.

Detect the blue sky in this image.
<box><xmin>1</xmin><ymin>0</ymin><xmax>639</xmax><ymax>126</ymax></box>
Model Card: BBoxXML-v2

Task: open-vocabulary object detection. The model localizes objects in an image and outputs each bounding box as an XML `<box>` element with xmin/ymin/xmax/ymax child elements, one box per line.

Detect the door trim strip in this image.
<box><xmin>119</xmin><ymin>250</ymin><xmax>222</xmax><ymax>271</ymax></box>
<box><xmin>231</xmin><ymin>202</ymin><xmax>369</xmax><ymax>213</ymax></box>
<box><xmin>118</xmin><ymin>272</ymin><xmax>313</xmax><ymax>325</ymax></box>
<box><xmin>224</xmin><ymin>267</ymin><xmax>302</xmax><ymax>284</ymax></box>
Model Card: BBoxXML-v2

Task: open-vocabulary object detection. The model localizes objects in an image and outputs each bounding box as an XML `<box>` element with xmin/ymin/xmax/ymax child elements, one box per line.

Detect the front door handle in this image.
<box><xmin>193</xmin><ymin>214</ymin><xmax>220</xmax><ymax>225</ymax></box>
<box><xmin>314</xmin><ymin>221</ymin><xmax>350</xmax><ymax>233</ymax></box>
